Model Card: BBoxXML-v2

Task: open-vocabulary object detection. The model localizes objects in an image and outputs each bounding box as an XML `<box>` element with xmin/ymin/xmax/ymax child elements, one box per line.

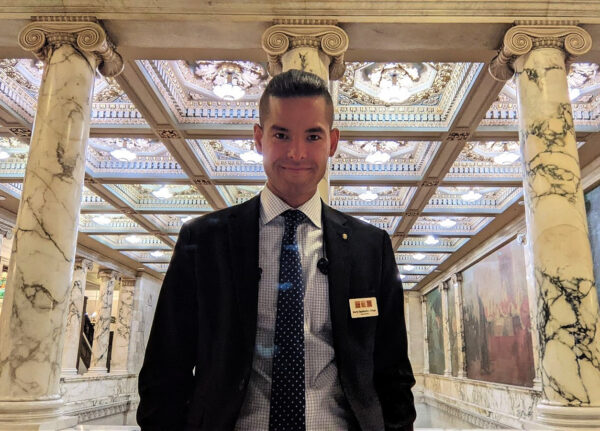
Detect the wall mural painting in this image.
<box><xmin>426</xmin><ymin>287</ymin><xmax>445</xmax><ymax>375</ymax></box>
<box><xmin>462</xmin><ymin>239</ymin><xmax>535</xmax><ymax>387</ymax></box>
<box><xmin>447</xmin><ymin>281</ymin><xmax>459</xmax><ymax>377</ymax></box>
<box><xmin>585</xmin><ymin>183</ymin><xmax>600</xmax><ymax>304</ymax></box>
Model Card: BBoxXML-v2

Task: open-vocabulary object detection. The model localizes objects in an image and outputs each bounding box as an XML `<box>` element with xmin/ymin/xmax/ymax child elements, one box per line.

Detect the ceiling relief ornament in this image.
<box><xmin>142</xmin><ymin>214</ymin><xmax>200</xmax><ymax>233</ymax></box>
<box><xmin>105</xmin><ymin>184</ymin><xmax>212</xmax><ymax>212</ymax></box>
<box><xmin>139</xmin><ymin>60</ymin><xmax>267</xmax><ymax>124</ymax></box>
<box><xmin>409</xmin><ymin>216</ymin><xmax>494</xmax><ymax>236</ymax></box>
<box><xmin>0</xmin><ymin>137</ymin><xmax>29</xmax><ymax>179</ymax></box>
<box><xmin>397</xmin><ymin>236</ymin><xmax>469</xmax><ymax>253</ymax></box>
<box><xmin>354</xmin><ymin>215</ymin><xmax>401</xmax><ymax>234</ymax></box>
<box><xmin>81</xmin><ymin>187</ymin><xmax>114</xmax><ymax>212</ymax></box>
<box><xmin>86</xmin><ymin>138</ymin><xmax>184</xmax><ymax>178</ymax></box>
<box><xmin>333</xmin><ymin>62</ymin><xmax>481</xmax><ymax>130</ymax></box>
<box><xmin>329</xmin><ymin>186</ymin><xmax>416</xmax><ymax>212</ymax></box>
<box><xmin>190</xmin><ymin>139</ymin><xmax>266</xmax><ymax>180</ymax></box>
<box><xmin>482</xmin><ymin>62</ymin><xmax>600</xmax><ymax>129</ymax></box>
<box><xmin>218</xmin><ymin>185</ymin><xmax>262</xmax><ymax>206</ymax></box>
<box><xmin>425</xmin><ymin>186</ymin><xmax>522</xmax><ymax>213</ymax></box>
<box><xmin>122</xmin><ymin>251</ymin><xmax>173</xmax><ymax>263</ymax></box>
<box><xmin>395</xmin><ymin>252</ymin><xmax>451</xmax><ymax>265</ymax></box>
<box><xmin>446</xmin><ymin>141</ymin><xmax>522</xmax><ymax>181</ymax></box>
<box><xmin>89</xmin><ymin>234</ymin><xmax>171</xmax><ymax>251</ymax></box>
<box><xmin>0</xmin><ymin>57</ymin><xmax>144</xmax><ymax>125</ymax></box>
<box><xmin>78</xmin><ymin>214</ymin><xmax>146</xmax><ymax>234</ymax></box>
<box><xmin>331</xmin><ymin>140</ymin><xmax>438</xmax><ymax>180</ymax></box>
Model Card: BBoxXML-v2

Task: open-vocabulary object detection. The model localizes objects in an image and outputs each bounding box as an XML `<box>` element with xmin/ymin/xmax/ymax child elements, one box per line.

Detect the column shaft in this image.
<box><xmin>421</xmin><ymin>296</ymin><xmax>429</xmax><ymax>374</ymax></box>
<box><xmin>451</xmin><ymin>274</ymin><xmax>467</xmax><ymax>378</ymax></box>
<box><xmin>110</xmin><ymin>277</ymin><xmax>136</xmax><ymax>373</ymax></box>
<box><xmin>61</xmin><ymin>258</ymin><xmax>93</xmax><ymax>376</ymax></box>
<box><xmin>87</xmin><ymin>270</ymin><xmax>119</xmax><ymax>375</ymax></box>
<box><xmin>440</xmin><ymin>282</ymin><xmax>452</xmax><ymax>377</ymax></box>
<box><xmin>0</xmin><ymin>42</ymin><xmax>96</xmax><ymax>401</ymax></box>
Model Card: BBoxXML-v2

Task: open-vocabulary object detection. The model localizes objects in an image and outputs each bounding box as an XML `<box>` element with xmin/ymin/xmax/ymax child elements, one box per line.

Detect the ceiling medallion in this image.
<box><xmin>191</xmin><ymin>61</ymin><xmax>268</xmax><ymax>101</ymax></box>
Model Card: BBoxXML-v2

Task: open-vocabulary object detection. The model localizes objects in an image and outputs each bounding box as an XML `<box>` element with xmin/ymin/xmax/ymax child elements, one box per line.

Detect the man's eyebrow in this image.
<box><xmin>269</xmin><ymin>125</ymin><xmax>289</xmax><ymax>132</ymax></box>
<box><xmin>306</xmin><ymin>126</ymin><xmax>327</xmax><ymax>134</ymax></box>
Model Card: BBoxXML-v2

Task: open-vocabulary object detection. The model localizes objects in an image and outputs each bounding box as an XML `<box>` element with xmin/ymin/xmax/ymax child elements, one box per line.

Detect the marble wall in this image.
<box><xmin>128</xmin><ymin>273</ymin><xmax>161</xmax><ymax>373</ymax></box>
<box><xmin>462</xmin><ymin>239</ymin><xmax>535</xmax><ymax>387</ymax></box>
<box><xmin>426</xmin><ymin>287</ymin><xmax>445</xmax><ymax>375</ymax></box>
<box><xmin>447</xmin><ymin>281</ymin><xmax>459</xmax><ymax>377</ymax></box>
<box><xmin>585</xmin><ymin>183</ymin><xmax>600</xmax><ymax>304</ymax></box>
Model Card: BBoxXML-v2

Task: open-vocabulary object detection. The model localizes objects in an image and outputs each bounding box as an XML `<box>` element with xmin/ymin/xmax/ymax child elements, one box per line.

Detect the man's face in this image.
<box><xmin>254</xmin><ymin>96</ymin><xmax>339</xmax><ymax>208</ymax></box>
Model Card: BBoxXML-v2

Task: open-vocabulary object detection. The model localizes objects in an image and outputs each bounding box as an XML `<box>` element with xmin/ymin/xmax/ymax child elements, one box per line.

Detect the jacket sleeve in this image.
<box><xmin>137</xmin><ymin>223</ymin><xmax>198</xmax><ymax>430</ymax></box>
<box><xmin>374</xmin><ymin>232</ymin><xmax>416</xmax><ymax>431</ymax></box>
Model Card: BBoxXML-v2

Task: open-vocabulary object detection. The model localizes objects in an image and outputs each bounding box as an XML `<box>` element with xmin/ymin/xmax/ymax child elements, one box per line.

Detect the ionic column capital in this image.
<box><xmin>98</xmin><ymin>269</ymin><xmax>120</xmax><ymax>282</ymax></box>
<box><xmin>74</xmin><ymin>258</ymin><xmax>94</xmax><ymax>272</ymax></box>
<box><xmin>450</xmin><ymin>273</ymin><xmax>462</xmax><ymax>286</ymax></box>
<box><xmin>261</xmin><ymin>21</ymin><xmax>349</xmax><ymax>80</ymax></box>
<box><xmin>489</xmin><ymin>23</ymin><xmax>591</xmax><ymax>81</ymax></box>
<box><xmin>18</xmin><ymin>16</ymin><xmax>123</xmax><ymax>77</ymax></box>
<box><xmin>121</xmin><ymin>277</ymin><xmax>137</xmax><ymax>288</ymax></box>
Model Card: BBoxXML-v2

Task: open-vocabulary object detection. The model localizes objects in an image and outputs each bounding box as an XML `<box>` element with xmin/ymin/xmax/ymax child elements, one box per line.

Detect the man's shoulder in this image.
<box><xmin>183</xmin><ymin>195</ymin><xmax>260</xmax><ymax>234</ymax></box>
<box><xmin>323</xmin><ymin>204</ymin><xmax>386</xmax><ymax>236</ymax></box>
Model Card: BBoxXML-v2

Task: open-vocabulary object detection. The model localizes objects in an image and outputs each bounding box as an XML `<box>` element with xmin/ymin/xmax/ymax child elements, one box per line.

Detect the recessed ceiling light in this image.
<box><xmin>461</xmin><ymin>190</ymin><xmax>482</xmax><ymax>202</ymax></box>
<box><xmin>150</xmin><ymin>250</ymin><xmax>164</xmax><ymax>257</ymax></box>
<box><xmin>359</xmin><ymin>190</ymin><xmax>378</xmax><ymax>201</ymax></box>
<box><xmin>383</xmin><ymin>86</ymin><xmax>410</xmax><ymax>103</ymax></box>
<box><xmin>569</xmin><ymin>87</ymin><xmax>581</xmax><ymax>101</ymax></box>
<box><xmin>399</xmin><ymin>273</ymin><xmax>406</xmax><ymax>280</ymax></box>
<box><xmin>493</xmin><ymin>151</ymin><xmax>520</xmax><ymax>165</ymax></box>
<box><xmin>438</xmin><ymin>218</ymin><xmax>457</xmax><ymax>228</ymax></box>
<box><xmin>413</xmin><ymin>253</ymin><xmax>426</xmax><ymax>260</ymax></box>
<box><xmin>403</xmin><ymin>264</ymin><xmax>414</xmax><ymax>271</ymax></box>
<box><xmin>125</xmin><ymin>235</ymin><xmax>141</xmax><ymax>244</ymax></box>
<box><xmin>424</xmin><ymin>235</ymin><xmax>439</xmax><ymax>245</ymax></box>
<box><xmin>152</xmin><ymin>186</ymin><xmax>173</xmax><ymax>199</ymax></box>
<box><xmin>0</xmin><ymin>151</ymin><xmax>10</xmax><ymax>160</ymax></box>
<box><xmin>92</xmin><ymin>215</ymin><xmax>112</xmax><ymax>225</ymax></box>
<box><xmin>110</xmin><ymin>148</ymin><xmax>137</xmax><ymax>162</ymax></box>
<box><xmin>239</xmin><ymin>150</ymin><xmax>263</xmax><ymax>164</ymax></box>
<box><xmin>358</xmin><ymin>216</ymin><xmax>371</xmax><ymax>224</ymax></box>
<box><xmin>213</xmin><ymin>83</ymin><xmax>245</xmax><ymax>100</ymax></box>
<box><xmin>181</xmin><ymin>215</ymin><xmax>193</xmax><ymax>223</ymax></box>
<box><xmin>365</xmin><ymin>151</ymin><xmax>391</xmax><ymax>164</ymax></box>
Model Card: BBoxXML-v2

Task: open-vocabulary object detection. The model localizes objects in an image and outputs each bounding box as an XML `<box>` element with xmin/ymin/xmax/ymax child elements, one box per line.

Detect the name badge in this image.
<box><xmin>349</xmin><ymin>297</ymin><xmax>378</xmax><ymax>318</ymax></box>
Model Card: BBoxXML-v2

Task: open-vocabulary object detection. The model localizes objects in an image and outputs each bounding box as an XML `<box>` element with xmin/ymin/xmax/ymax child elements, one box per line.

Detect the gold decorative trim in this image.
<box><xmin>18</xmin><ymin>16</ymin><xmax>123</xmax><ymax>77</ymax></box>
<box><xmin>261</xmin><ymin>24</ymin><xmax>349</xmax><ymax>80</ymax></box>
<box><xmin>8</xmin><ymin>127</ymin><xmax>31</xmax><ymax>138</ymax></box>
<box><xmin>489</xmin><ymin>25</ymin><xmax>591</xmax><ymax>82</ymax></box>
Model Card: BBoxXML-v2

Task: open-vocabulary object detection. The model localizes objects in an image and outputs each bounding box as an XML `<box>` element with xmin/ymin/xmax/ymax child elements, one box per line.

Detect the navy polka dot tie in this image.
<box><xmin>269</xmin><ymin>210</ymin><xmax>306</xmax><ymax>431</ymax></box>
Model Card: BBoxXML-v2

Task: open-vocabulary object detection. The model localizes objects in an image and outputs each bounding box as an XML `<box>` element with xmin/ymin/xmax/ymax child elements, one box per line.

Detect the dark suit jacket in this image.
<box><xmin>137</xmin><ymin>195</ymin><xmax>416</xmax><ymax>430</ymax></box>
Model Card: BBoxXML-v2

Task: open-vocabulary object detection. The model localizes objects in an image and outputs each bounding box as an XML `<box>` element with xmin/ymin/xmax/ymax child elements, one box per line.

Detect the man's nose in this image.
<box><xmin>287</xmin><ymin>138</ymin><xmax>307</xmax><ymax>159</ymax></box>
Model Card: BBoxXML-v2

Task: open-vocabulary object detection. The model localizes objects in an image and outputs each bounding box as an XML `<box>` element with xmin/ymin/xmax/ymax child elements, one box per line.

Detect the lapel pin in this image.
<box><xmin>342</xmin><ymin>233</ymin><xmax>348</xmax><ymax>240</ymax></box>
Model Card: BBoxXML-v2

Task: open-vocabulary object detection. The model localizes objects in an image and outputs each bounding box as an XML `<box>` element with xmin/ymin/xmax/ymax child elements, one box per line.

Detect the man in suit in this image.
<box><xmin>137</xmin><ymin>69</ymin><xmax>416</xmax><ymax>430</ymax></box>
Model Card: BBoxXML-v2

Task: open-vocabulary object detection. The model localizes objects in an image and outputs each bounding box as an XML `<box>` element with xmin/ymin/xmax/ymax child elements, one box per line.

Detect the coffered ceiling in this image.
<box><xmin>0</xmin><ymin>3</ymin><xmax>599</xmax><ymax>286</ymax></box>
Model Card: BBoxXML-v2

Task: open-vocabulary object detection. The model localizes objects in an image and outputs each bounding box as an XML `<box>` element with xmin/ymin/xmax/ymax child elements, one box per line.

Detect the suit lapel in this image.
<box><xmin>322</xmin><ymin>203</ymin><xmax>352</xmax><ymax>349</ymax></box>
<box><xmin>227</xmin><ymin>195</ymin><xmax>261</xmax><ymax>352</ymax></box>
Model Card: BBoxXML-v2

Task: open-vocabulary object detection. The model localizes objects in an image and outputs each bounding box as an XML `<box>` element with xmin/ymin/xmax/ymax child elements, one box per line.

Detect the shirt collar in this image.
<box><xmin>259</xmin><ymin>186</ymin><xmax>322</xmax><ymax>228</ymax></box>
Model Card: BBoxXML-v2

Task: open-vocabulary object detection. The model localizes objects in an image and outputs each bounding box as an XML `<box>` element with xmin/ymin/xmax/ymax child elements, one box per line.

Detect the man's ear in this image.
<box><xmin>329</xmin><ymin>128</ymin><xmax>340</xmax><ymax>157</ymax></box>
<box><xmin>253</xmin><ymin>123</ymin><xmax>264</xmax><ymax>154</ymax></box>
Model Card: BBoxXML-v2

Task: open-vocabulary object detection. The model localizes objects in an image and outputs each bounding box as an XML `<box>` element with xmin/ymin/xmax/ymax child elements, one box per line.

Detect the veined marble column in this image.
<box><xmin>87</xmin><ymin>269</ymin><xmax>119</xmax><ymax>375</ymax></box>
<box><xmin>421</xmin><ymin>295</ymin><xmax>429</xmax><ymax>375</ymax></box>
<box><xmin>440</xmin><ymin>282</ymin><xmax>452</xmax><ymax>377</ymax></box>
<box><xmin>61</xmin><ymin>258</ymin><xmax>93</xmax><ymax>376</ymax></box>
<box><xmin>490</xmin><ymin>23</ymin><xmax>600</xmax><ymax>429</ymax></box>
<box><xmin>450</xmin><ymin>273</ymin><xmax>467</xmax><ymax>379</ymax></box>
<box><xmin>110</xmin><ymin>277</ymin><xmax>136</xmax><ymax>374</ymax></box>
<box><xmin>261</xmin><ymin>21</ymin><xmax>349</xmax><ymax>202</ymax></box>
<box><xmin>0</xmin><ymin>17</ymin><xmax>122</xmax><ymax>430</ymax></box>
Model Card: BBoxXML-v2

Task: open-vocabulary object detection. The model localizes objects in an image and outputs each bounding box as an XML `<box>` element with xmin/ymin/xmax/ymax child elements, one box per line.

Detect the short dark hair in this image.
<box><xmin>258</xmin><ymin>69</ymin><xmax>334</xmax><ymax>127</ymax></box>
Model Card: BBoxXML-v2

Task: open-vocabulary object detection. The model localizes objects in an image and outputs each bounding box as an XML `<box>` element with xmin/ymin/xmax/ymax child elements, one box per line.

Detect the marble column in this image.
<box><xmin>61</xmin><ymin>258</ymin><xmax>93</xmax><ymax>376</ymax></box>
<box><xmin>87</xmin><ymin>269</ymin><xmax>119</xmax><ymax>375</ymax></box>
<box><xmin>440</xmin><ymin>281</ymin><xmax>452</xmax><ymax>377</ymax></box>
<box><xmin>110</xmin><ymin>277</ymin><xmax>136</xmax><ymax>374</ymax></box>
<box><xmin>450</xmin><ymin>273</ymin><xmax>467</xmax><ymax>379</ymax></box>
<box><xmin>0</xmin><ymin>17</ymin><xmax>122</xmax><ymax>429</ymax></box>
<box><xmin>261</xmin><ymin>21</ymin><xmax>349</xmax><ymax>202</ymax></box>
<box><xmin>421</xmin><ymin>295</ymin><xmax>429</xmax><ymax>375</ymax></box>
<box><xmin>490</xmin><ymin>23</ymin><xmax>600</xmax><ymax>428</ymax></box>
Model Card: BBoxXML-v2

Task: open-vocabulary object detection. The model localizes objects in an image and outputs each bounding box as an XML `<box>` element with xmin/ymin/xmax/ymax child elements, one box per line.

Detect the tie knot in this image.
<box><xmin>282</xmin><ymin>209</ymin><xmax>306</xmax><ymax>228</ymax></box>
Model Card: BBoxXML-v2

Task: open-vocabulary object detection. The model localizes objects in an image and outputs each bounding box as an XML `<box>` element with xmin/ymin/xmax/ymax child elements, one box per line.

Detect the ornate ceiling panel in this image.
<box><xmin>445</xmin><ymin>141</ymin><xmax>522</xmax><ymax>182</ymax></box>
<box><xmin>78</xmin><ymin>214</ymin><xmax>146</xmax><ymax>234</ymax></box>
<box><xmin>396</xmin><ymin>252</ymin><xmax>450</xmax><ymax>266</ymax></box>
<box><xmin>104</xmin><ymin>184</ymin><xmax>211</xmax><ymax>212</ymax></box>
<box><xmin>424</xmin><ymin>186</ymin><xmax>522</xmax><ymax>214</ymax></box>
<box><xmin>330</xmin><ymin>186</ymin><xmax>416</xmax><ymax>212</ymax></box>
<box><xmin>0</xmin><ymin>137</ymin><xmax>28</xmax><ymax>180</ymax></box>
<box><xmin>142</xmin><ymin>214</ymin><xmax>202</xmax><ymax>234</ymax></box>
<box><xmin>355</xmin><ymin>216</ymin><xmax>401</xmax><ymax>235</ymax></box>
<box><xmin>480</xmin><ymin>63</ymin><xmax>600</xmax><ymax>130</ymax></box>
<box><xmin>397</xmin><ymin>236</ymin><xmax>470</xmax><ymax>253</ymax></box>
<box><xmin>190</xmin><ymin>139</ymin><xmax>266</xmax><ymax>180</ymax></box>
<box><xmin>87</xmin><ymin>138</ymin><xmax>184</xmax><ymax>179</ymax></box>
<box><xmin>217</xmin><ymin>185</ymin><xmax>262</xmax><ymax>206</ymax></box>
<box><xmin>398</xmin><ymin>264</ymin><xmax>437</xmax><ymax>275</ymax></box>
<box><xmin>139</xmin><ymin>60</ymin><xmax>267</xmax><ymax>124</ymax></box>
<box><xmin>0</xmin><ymin>59</ymin><xmax>146</xmax><ymax>126</ymax></box>
<box><xmin>334</xmin><ymin>62</ymin><xmax>482</xmax><ymax>130</ymax></box>
<box><xmin>402</xmin><ymin>283</ymin><xmax>417</xmax><ymax>290</ymax></box>
<box><xmin>398</xmin><ymin>274</ymin><xmax>425</xmax><ymax>283</ymax></box>
<box><xmin>409</xmin><ymin>216</ymin><xmax>494</xmax><ymax>236</ymax></box>
<box><xmin>89</xmin><ymin>234</ymin><xmax>171</xmax><ymax>251</ymax></box>
<box><xmin>331</xmin><ymin>140</ymin><xmax>439</xmax><ymax>181</ymax></box>
<box><xmin>145</xmin><ymin>263</ymin><xmax>170</xmax><ymax>273</ymax></box>
<box><xmin>122</xmin><ymin>250</ymin><xmax>173</xmax><ymax>263</ymax></box>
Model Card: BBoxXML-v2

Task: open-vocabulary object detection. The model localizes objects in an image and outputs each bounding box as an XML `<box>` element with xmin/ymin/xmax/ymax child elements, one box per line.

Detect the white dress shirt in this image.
<box><xmin>235</xmin><ymin>187</ymin><xmax>352</xmax><ymax>430</ymax></box>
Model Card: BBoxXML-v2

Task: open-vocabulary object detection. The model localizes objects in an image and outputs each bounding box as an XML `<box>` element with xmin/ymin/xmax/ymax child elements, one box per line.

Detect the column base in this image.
<box><xmin>536</xmin><ymin>402</ymin><xmax>600</xmax><ymax>429</ymax></box>
<box><xmin>60</xmin><ymin>368</ymin><xmax>78</xmax><ymax>377</ymax></box>
<box><xmin>0</xmin><ymin>399</ymin><xmax>77</xmax><ymax>430</ymax></box>
<box><xmin>84</xmin><ymin>366</ymin><xmax>107</xmax><ymax>376</ymax></box>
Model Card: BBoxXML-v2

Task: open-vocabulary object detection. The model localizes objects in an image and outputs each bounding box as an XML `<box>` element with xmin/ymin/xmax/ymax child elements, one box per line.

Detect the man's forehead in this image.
<box><xmin>264</xmin><ymin>95</ymin><xmax>333</xmax><ymax>126</ymax></box>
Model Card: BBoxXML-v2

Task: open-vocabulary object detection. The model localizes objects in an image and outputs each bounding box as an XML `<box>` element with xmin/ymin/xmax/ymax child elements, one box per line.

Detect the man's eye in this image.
<box><xmin>307</xmin><ymin>135</ymin><xmax>322</xmax><ymax>141</ymax></box>
<box><xmin>274</xmin><ymin>133</ymin><xmax>287</xmax><ymax>140</ymax></box>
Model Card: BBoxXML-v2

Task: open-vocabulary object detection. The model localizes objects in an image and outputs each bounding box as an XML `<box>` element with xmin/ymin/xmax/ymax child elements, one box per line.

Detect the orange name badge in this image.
<box><xmin>349</xmin><ymin>297</ymin><xmax>379</xmax><ymax>318</ymax></box>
